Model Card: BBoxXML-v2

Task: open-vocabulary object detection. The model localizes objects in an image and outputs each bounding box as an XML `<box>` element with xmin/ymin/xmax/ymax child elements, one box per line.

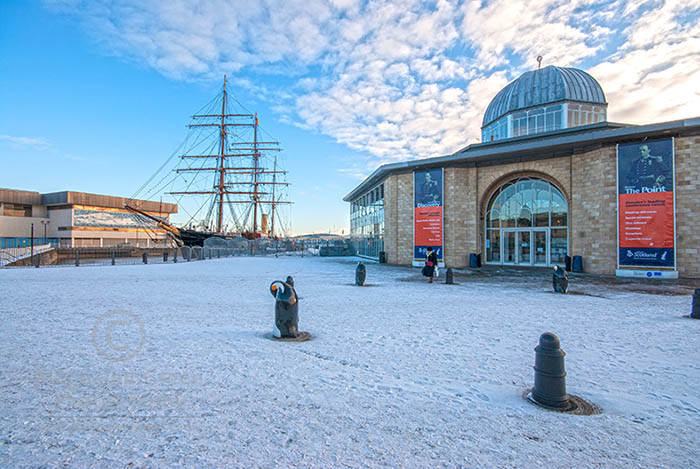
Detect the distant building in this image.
<box><xmin>344</xmin><ymin>65</ymin><xmax>700</xmax><ymax>278</ymax></box>
<box><xmin>0</xmin><ymin>189</ymin><xmax>177</xmax><ymax>248</ymax></box>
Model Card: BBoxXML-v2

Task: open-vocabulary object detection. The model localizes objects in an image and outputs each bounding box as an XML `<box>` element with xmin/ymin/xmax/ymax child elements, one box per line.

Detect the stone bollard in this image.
<box><xmin>270</xmin><ymin>280</ymin><xmax>299</xmax><ymax>338</ymax></box>
<box><xmin>552</xmin><ymin>266</ymin><xmax>568</xmax><ymax>293</ymax></box>
<box><xmin>163</xmin><ymin>251</ymin><xmax>168</xmax><ymax>262</ymax></box>
<box><xmin>691</xmin><ymin>289</ymin><xmax>700</xmax><ymax>319</ymax></box>
<box><xmin>142</xmin><ymin>253</ymin><xmax>148</xmax><ymax>264</ymax></box>
<box><xmin>445</xmin><ymin>268</ymin><xmax>454</xmax><ymax>284</ymax></box>
<box><xmin>111</xmin><ymin>252</ymin><xmax>116</xmax><ymax>265</ymax></box>
<box><xmin>355</xmin><ymin>262</ymin><xmax>366</xmax><ymax>286</ymax></box>
<box><xmin>532</xmin><ymin>332</ymin><xmax>569</xmax><ymax>409</ymax></box>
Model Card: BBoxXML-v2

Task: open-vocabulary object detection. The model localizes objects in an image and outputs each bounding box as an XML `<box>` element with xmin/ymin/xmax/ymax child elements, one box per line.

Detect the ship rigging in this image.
<box><xmin>127</xmin><ymin>76</ymin><xmax>291</xmax><ymax>246</ymax></box>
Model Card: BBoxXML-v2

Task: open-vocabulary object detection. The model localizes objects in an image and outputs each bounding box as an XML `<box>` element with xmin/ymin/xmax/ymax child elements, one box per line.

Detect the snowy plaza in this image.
<box><xmin>1</xmin><ymin>256</ymin><xmax>699</xmax><ymax>467</ymax></box>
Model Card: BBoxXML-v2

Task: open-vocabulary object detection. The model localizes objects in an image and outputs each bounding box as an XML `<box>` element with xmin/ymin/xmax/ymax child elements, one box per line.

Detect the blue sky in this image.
<box><xmin>1</xmin><ymin>0</ymin><xmax>699</xmax><ymax>235</ymax></box>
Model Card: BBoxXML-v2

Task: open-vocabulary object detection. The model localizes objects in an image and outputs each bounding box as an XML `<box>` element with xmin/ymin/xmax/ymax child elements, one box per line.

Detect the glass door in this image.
<box><xmin>517</xmin><ymin>231</ymin><xmax>531</xmax><ymax>265</ymax></box>
<box><xmin>503</xmin><ymin>230</ymin><xmax>516</xmax><ymax>263</ymax></box>
<box><xmin>533</xmin><ymin>229</ymin><xmax>548</xmax><ymax>265</ymax></box>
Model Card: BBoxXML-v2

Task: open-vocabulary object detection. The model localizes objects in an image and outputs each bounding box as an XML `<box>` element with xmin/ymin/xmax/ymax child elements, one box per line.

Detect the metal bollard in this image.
<box><xmin>142</xmin><ymin>253</ymin><xmax>148</xmax><ymax>264</ymax></box>
<box><xmin>532</xmin><ymin>332</ymin><xmax>569</xmax><ymax>409</ymax></box>
<box><xmin>163</xmin><ymin>251</ymin><xmax>168</xmax><ymax>262</ymax></box>
<box><xmin>75</xmin><ymin>251</ymin><xmax>79</xmax><ymax>267</ymax></box>
<box><xmin>111</xmin><ymin>252</ymin><xmax>116</xmax><ymax>265</ymax></box>
<box><xmin>187</xmin><ymin>247</ymin><xmax>192</xmax><ymax>262</ymax></box>
<box><xmin>270</xmin><ymin>280</ymin><xmax>299</xmax><ymax>338</ymax></box>
<box><xmin>552</xmin><ymin>266</ymin><xmax>568</xmax><ymax>293</ymax></box>
<box><xmin>217</xmin><ymin>249</ymin><xmax>221</xmax><ymax>259</ymax></box>
<box><xmin>691</xmin><ymin>289</ymin><xmax>700</xmax><ymax>319</ymax></box>
<box><xmin>173</xmin><ymin>250</ymin><xmax>178</xmax><ymax>263</ymax></box>
<box><xmin>355</xmin><ymin>262</ymin><xmax>366</xmax><ymax>286</ymax></box>
<box><xmin>445</xmin><ymin>268</ymin><xmax>454</xmax><ymax>284</ymax></box>
<box><xmin>35</xmin><ymin>255</ymin><xmax>40</xmax><ymax>268</ymax></box>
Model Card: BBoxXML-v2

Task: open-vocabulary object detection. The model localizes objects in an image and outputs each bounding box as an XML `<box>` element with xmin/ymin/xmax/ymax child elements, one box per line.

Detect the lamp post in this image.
<box><xmin>40</xmin><ymin>220</ymin><xmax>49</xmax><ymax>245</ymax></box>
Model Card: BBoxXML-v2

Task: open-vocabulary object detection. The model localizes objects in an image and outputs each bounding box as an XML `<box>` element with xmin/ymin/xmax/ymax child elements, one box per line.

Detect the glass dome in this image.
<box><xmin>481</xmin><ymin>66</ymin><xmax>607</xmax><ymax>142</ymax></box>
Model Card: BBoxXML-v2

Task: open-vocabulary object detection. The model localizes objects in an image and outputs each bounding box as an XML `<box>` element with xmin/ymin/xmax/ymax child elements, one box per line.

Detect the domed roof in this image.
<box><xmin>482</xmin><ymin>65</ymin><xmax>606</xmax><ymax>127</ymax></box>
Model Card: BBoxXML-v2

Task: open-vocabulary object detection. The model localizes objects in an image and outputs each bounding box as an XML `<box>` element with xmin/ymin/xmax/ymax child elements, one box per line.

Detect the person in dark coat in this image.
<box><xmin>422</xmin><ymin>247</ymin><xmax>438</xmax><ymax>283</ymax></box>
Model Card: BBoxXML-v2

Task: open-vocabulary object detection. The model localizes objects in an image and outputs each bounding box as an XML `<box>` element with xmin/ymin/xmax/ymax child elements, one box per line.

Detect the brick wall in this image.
<box><xmin>674</xmin><ymin>136</ymin><xmax>700</xmax><ymax>278</ymax></box>
<box><xmin>380</xmin><ymin>135</ymin><xmax>700</xmax><ymax>278</ymax></box>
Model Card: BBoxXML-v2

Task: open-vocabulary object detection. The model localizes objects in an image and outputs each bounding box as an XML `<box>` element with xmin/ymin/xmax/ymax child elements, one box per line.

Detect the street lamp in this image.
<box><xmin>40</xmin><ymin>220</ymin><xmax>50</xmax><ymax>245</ymax></box>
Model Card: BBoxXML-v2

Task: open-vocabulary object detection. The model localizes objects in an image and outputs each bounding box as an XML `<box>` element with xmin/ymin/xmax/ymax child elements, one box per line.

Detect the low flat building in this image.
<box><xmin>0</xmin><ymin>189</ymin><xmax>178</xmax><ymax>248</ymax></box>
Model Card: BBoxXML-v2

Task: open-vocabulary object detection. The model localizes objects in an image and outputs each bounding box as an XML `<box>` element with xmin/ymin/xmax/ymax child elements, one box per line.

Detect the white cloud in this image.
<box><xmin>0</xmin><ymin>135</ymin><xmax>53</xmax><ymax>151</ymax></box>
<box><xmin>44</xmin><ymin>0</ymin><xmax>700</xmax><ymax>174</ymax></box>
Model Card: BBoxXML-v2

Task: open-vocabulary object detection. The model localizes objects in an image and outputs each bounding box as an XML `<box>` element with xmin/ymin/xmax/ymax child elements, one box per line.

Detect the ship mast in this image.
<box><xmin>168</xmin><ymin>75</ymin><xmax>291</xmax><ymax>238</ymax></box>
<box><xmin>217</xmin><ymin>76</ymin><xmax>228</xmax><ymax>233</ymax></box>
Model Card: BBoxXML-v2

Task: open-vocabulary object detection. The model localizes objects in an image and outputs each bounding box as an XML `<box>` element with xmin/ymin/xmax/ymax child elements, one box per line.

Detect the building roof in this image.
<box><xmin>0</xmin><ymin>188</ymin><xmax>177</xmax><ymax>214</ymax></box>
<box><xmin>343</xmin><ymin>117</ymin><xmax>700</xmax><ymax>201</ymax></box>
<box><xmin>42</xmin><ymin>191</ymin><xmax>177</xmax><ymax>213</ymax></box>
<box><xmin>482</xmin><ymin>66</ymin><xmax>607</xmax><ymax>128</ymax></box>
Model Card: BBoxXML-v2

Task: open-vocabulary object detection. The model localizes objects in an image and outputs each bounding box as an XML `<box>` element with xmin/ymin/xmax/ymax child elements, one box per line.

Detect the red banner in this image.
<box><xmin>414</xmin><ymin>206</ymin><xmax>443</xmax><ymax>246</ymax></box>
<box><xmin>618</xmin><ymin>192</ymin><xmax>674</xmax><ymax>248</ymax></box>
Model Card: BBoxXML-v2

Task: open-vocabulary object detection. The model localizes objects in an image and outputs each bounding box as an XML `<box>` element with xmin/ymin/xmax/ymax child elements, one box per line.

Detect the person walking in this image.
<box><xmin>422</xmin><ymin>247</ymin><xmax>439</xmax><ymax>283</ymax></box>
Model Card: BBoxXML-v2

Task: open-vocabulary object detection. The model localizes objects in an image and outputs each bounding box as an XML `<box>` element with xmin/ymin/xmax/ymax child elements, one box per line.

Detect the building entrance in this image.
<box><xmin>502</xmin><ymin>228</ymin><xmax>548</xmax><ymax>265</ymax></box>
<box><xmin>485</xmin><ymin>177</ymin><xmax>568</xmax><ymax>267</ymax></box>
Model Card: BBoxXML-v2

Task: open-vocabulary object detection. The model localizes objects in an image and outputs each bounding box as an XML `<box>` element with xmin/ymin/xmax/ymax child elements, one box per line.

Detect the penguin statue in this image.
<box><xmin>355</xmin><ymin>262</ymin><xmax>366</xmax><ymax>286</ymax></box>
<box><xmin>270</xmin><ymin>280</ymin><xmax>299</xmax><ymax>338</ymax></box>
<box><xmin>552</xmin><ymin>265</ymin><xmax>569</xmax><ymax>293</ymax></box>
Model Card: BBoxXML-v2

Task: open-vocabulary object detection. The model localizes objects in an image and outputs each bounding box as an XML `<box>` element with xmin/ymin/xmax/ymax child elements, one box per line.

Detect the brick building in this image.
<box><xmin>344</xmin><ymin>66</ymin><xmax>700</xmax><ymax>278</ymax></box>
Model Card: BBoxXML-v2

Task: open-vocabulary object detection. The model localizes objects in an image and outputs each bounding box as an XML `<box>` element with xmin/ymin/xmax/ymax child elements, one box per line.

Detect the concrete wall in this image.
<box><xmin>0</xmin><ymin>215</ymin><xmax>50</xmax><ymax>237</ymax></box>
<box><xmin>381</xmin><ymin>136</ymin><xmax>700</xmax><ymax>277</ymax></box>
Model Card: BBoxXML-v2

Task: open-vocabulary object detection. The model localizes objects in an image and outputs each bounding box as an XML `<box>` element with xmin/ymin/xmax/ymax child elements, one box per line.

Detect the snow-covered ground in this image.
<box><xmin>1</xmin><ymin>257</ymin><xmax>698</xmax><ymax>467</ymax></box>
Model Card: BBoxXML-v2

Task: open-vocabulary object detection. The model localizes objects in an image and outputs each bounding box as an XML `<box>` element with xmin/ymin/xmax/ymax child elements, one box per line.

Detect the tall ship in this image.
<box><xmin>126</xmin><ymin>76</ymin><xmax>291</xmax><ymax>246</ymax></box>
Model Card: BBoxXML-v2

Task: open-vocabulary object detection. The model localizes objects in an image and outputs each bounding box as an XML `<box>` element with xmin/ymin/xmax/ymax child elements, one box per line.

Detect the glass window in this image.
<box><xmin>485</xmin><ymin>177</ymin><xmax>568</xmax><ymax>265</ymax></box>
<box><xmin>487</xmin><ymin>229</ymin><xmax>500</xmax><ymax>262</ymax></box>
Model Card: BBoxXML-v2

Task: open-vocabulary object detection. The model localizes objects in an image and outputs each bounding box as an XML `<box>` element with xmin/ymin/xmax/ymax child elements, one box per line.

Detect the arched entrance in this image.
<box><xmin>485</xmin><ymin>177</ymin><xmax>568</xmax><ymax>266</ymax></box>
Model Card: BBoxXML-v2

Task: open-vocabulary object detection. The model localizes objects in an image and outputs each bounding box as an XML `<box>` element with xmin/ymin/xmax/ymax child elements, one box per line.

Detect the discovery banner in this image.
<box><xmin>414</xmin><ymin>168</ymin><xmax>443</xmax><ymax>261</ymax></box>
<box><xmin>617</xmin><ymin>138</ymin><xmax>675</xmax><ymax>268</ymax></box>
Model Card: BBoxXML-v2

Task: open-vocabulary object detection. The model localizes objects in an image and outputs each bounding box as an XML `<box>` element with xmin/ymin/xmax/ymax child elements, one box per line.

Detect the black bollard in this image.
<box><xmin>270</xmin><ymin>280</ymin><xmax>299</xmax><ymax>338</ymax></box>
<box><xmin>75</xmin><ymin>251</ymin><xmax>79</xmax><ymax>267</ymax></box>
<box><xmin>111</xmin><ymin>251</ymin><xmax>116</xmax><ymax>265</ymax></box>
<box><xmin>355</xmin><ymin>262</ymin><xmax>366</xmax><ymax>286</ymax></box>
<box><xmin>187</xmin><ymin>247</ymin><xmax>192</xmax><ymax>262</ymax></box>
<box><xmin>173</xmin><ymin>250</ymin><xmax>177</xmax><ymax>263</ymax></box>
<box><xmin>163</xmin><ymin>251</ymin><xmax>168</xmax><ymax>262</ymax></box>
<box><xmin>532</xmin><ymin>332</ymin><xmax>569</xmax><ymax>409</ymax></box>
<box><xmin>552</xmin><ymin>266</ymin><xmax>568</xmax><ymax>293</ymax></box>
<box><xmin>142</xmin><ymin>252</ymin><xmax>148</xmax><ymax>264</ymax></box>
<box><xmin>691</xmin><ymin>289</ymin><xmax>700</xmax><ymax>319</ymax></box>
<box><xmin>445</xmin><ymin>268</ymin><xmax>454</xmax><ymax>284</ymax></box>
